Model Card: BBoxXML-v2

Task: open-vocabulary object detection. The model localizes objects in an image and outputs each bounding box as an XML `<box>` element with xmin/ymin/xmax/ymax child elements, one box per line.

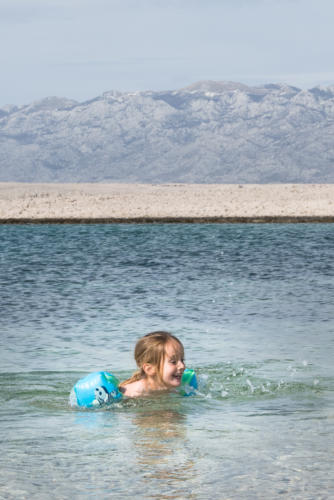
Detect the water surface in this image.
<box><xmin>0</xmin><ymin>224</ymin><xmax>333</xmax><ymax>499</ymax></box>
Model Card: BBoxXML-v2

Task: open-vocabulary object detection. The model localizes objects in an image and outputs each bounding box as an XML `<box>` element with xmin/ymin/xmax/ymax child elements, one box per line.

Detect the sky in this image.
<box><xmin>1</xmin><ymin>0</ymin><xmax>334</xmax><ymax>106</ymax></box>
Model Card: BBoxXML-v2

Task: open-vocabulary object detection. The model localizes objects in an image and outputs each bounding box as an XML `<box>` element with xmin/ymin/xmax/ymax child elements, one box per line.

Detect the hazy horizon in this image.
<box><xmin>1</xmin><ymin>0</ymin><xmax>334</xmax><ymax>107</ymax></box>
<box><xmin>3</xmin><ymin>78</ymin><xmax>334</xmax><ymax>109</ymax></box>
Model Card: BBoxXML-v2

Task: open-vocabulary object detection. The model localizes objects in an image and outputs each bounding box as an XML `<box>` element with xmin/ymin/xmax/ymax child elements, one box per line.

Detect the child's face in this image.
<box><xmin>161</xmin><ymin>341</ymin><xmax>185</xmax><ymax>388</ymax></box>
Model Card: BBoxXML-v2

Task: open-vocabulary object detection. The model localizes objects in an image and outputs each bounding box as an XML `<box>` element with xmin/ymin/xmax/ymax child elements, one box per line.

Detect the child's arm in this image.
<box><xmin>119</xmin><ymin>379</ymin><xmax>146</xmax><ymax>397</ymax></box>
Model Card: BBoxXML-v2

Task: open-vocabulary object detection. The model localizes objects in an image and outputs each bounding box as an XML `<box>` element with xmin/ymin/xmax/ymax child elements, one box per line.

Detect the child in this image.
<box><xmin>119</xmin><ymin>331</ymin><xmax>186</xmax><ymax>397</ymax></box>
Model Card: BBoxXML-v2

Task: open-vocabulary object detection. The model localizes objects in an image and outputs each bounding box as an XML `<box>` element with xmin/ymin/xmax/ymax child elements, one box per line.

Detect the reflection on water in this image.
<box><xmin>134</xmin><ymin>409</ymin><xmax>186</xmax><ymax>462</ymax></box>
<box><xmin>132</xmin><ymin>408</ymin><xmax>197</xmax><ymax>499</ymax></box>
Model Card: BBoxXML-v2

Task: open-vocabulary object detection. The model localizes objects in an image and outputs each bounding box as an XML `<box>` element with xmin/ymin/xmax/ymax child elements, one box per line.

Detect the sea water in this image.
<box><xmin>0</xmin><ymin>223</ymin><xmax>333</xmax><ymax>499</ymax></box>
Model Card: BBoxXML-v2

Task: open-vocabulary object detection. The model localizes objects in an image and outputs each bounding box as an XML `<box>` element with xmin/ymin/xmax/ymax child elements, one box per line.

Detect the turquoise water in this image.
<box><xmin>0</xmin><ymin>224</ymin><xmax>333</xmax><ymax>499</ymax></box>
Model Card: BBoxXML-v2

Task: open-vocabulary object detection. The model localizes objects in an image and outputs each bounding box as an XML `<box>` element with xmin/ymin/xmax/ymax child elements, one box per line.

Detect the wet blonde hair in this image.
<box><xmin>120</xmin><ymin>331</ymin><xmax>184</xmax><ymax>387</ymax></box>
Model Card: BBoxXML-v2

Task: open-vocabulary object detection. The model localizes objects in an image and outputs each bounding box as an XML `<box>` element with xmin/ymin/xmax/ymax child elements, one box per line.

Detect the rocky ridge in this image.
<box><xmin>1</xmin><ymin>81</ymin><xmax>334</xmax><ymax>183</ymax></box>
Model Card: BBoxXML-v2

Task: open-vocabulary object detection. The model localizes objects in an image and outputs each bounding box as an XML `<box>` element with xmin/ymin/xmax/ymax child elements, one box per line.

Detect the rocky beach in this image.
<box><xmin>1</xmin><ymin>183</ymin><xmax>333</xmax><ymax>223</ymax></box>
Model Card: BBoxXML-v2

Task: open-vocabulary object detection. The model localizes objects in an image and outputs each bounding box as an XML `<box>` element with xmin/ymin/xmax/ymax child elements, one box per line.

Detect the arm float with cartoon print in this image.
<box><xmin>69</xmin><ymin>369</ymin><xmax>198</xmax><ymax>408</ymax></box>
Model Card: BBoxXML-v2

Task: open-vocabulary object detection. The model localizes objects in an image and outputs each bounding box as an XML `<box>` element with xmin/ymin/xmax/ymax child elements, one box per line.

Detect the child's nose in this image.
<box><xmin>178</xmin><ymin>359</ymin><xmax>185</xmax><ymax>369</ymax></box>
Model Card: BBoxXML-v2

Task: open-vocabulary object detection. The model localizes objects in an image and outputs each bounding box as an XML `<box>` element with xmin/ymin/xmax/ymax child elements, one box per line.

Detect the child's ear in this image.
<box><xmin>142</xmin><ymin>363</ymin><xmax>156</xmax><ymax>377</ymax></box>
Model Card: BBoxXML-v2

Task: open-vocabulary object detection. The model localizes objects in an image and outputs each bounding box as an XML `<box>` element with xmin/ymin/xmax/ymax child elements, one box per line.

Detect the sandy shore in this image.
<box><xmin>0</xmin><ymin>183</ymin><xmax>334</xmax><ymax>222</ymax></box>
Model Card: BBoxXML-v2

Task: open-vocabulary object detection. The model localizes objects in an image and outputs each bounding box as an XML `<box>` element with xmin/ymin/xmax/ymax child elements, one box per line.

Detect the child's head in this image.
<box><xmin>122</xmin><ymin>331</ymin><xmax>185</xmax><ymax>388</ymax></box>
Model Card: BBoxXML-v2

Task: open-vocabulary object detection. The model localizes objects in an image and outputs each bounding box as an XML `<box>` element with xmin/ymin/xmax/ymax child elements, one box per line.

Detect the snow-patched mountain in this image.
<box><xmin>1</xmin><ymin>81</ymin><xmax>334</xmax><ymax>183</ymax></box>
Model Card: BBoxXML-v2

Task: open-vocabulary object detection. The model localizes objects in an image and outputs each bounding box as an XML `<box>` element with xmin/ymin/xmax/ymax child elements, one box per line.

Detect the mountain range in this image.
<box><xmin>1</xmin><ymin>80</ymin><xmax>334</xmax><ymax>183</ymax></box>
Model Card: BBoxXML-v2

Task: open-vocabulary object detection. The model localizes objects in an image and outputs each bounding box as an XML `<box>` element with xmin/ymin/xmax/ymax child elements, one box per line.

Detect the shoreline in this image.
<box><xmin>2</xmin><ymin>216</ymin><xmax>334</xmax><ymax>224</ymax></box>
<box><xmin>1</xmin><ymin>183</ymin><xmax>334</xmax><ymax>223</ymax></box>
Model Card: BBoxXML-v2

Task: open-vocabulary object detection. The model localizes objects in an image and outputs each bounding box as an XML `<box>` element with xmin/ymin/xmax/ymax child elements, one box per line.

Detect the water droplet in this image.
<box><xmin>246</xmin><ymin>379</ymin><xmax>255</xmax><ymax>393</ymax></box>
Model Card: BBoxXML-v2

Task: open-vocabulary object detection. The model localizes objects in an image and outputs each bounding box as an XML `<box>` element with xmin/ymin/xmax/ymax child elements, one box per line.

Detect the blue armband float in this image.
<box><xmin>180</xmin><ymin>368</ymin><xmax>198</xmax><ymax>396</ymax></box>
<box><xmin>69</xmin><ymin>368</ymin><xmax>198</xmax><ymax>408</ymax></box>
<box><xmin>69</xmin><ymin>371</ymin><xmax>122</xmax><ymax>408</ymax></box>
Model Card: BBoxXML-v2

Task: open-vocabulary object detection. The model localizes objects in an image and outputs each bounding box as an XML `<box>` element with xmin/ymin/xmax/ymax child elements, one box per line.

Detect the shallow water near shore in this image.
<box><xmin>0</xmin><ymin>223</ymin><xmax>333</xmax><ymax>499</ymax></box>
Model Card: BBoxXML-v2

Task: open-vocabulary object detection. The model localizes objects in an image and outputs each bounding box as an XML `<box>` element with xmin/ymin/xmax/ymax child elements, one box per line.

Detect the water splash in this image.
<box><xmin>193</xmin><ymin>361</ymin><xmax>326</xmax><ymax>402</ymax></box>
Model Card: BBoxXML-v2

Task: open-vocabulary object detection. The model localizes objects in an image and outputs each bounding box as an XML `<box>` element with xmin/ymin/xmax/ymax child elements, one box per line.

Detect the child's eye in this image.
<box><xmin>169</xmin><ymin>358</ymin><xmax>185</xmax><ymax>364</ymax></box>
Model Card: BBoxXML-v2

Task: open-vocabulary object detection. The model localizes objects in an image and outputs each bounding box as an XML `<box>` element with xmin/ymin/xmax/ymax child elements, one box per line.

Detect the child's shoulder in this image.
<box><xmin>120</xmin><ymin>379</ymin><xmax>146</xmax><ymax>398</ymax></box>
